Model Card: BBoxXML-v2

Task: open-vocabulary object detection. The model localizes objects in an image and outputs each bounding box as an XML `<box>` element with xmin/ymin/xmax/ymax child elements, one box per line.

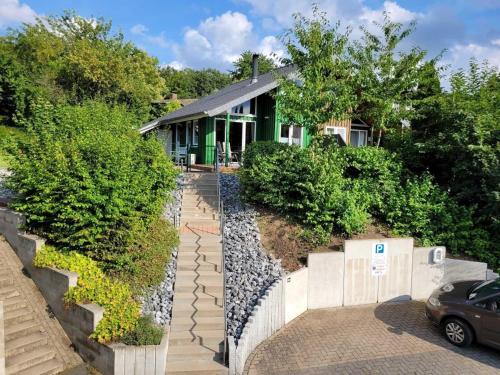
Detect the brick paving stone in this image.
<box><xmin>244</xmin><ymin>301</ymin><xmax>500</xmax><ymax>375</ymax></box>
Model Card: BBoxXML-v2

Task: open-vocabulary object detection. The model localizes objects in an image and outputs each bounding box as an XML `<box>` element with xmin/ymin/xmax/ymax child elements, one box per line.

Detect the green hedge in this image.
<box><xmin>241</xmin><ymin>141</ymin><xmax>493</xmax><ymax>266</ymax></box>
<box><xmin>6</xmin><ymin>101</ymin><xmax>177</xmax><ymax>269</ymax></box>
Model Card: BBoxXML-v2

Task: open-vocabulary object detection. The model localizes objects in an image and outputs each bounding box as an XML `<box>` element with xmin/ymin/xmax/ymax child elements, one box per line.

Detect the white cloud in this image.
<box><xmin>131</xmin><ymin>23</ymin><xmax>148</xmax><ymax>35</ymax></box>
<box><xmin>171</xmin><ymin>11</ymin><xmax>283</xmax><ymax>70</ymax></box>
<box><xmin>130</xmin><ymin>23</ymin><xmax>169</xmax><ymax>48</ymax></box>
<box><xmin>445</xmin><ymin>42</ymin><xmax>500</xmax><ymax>69</ymax></box>
<box><xmin>0</xmin><ymin>0</ymin><xmax>37</xmax><ymax>28</ymax></box>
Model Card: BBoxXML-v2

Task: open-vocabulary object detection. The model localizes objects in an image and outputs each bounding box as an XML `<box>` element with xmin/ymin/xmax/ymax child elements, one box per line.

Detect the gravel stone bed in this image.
<box><xmin>221</xmin><ymin>173</ymin><xmax>284</xmax><ymax>341</ymax></box>
<box><xmin>141</xmin><ymin>175</ymin><xmax>183</xmax><ymax>326</ymax></box>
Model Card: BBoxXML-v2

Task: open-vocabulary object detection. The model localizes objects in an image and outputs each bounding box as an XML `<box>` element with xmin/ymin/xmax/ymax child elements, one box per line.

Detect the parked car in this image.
<box><xmin>426</xmin><ymin>278</ymin><xmax>500</xmax><ymax>349</ymax></box>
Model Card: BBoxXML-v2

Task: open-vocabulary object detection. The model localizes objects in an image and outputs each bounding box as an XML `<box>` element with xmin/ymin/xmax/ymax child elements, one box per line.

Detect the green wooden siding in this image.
<box><xmin>256</xmin><ymin>93</ymin><xmax>278</xmax><ymax>142</ymax></box>
<box><xmin>199</xmin><ymin>117</ymin><xmax>215</xmax><ymax>164</ymax></box>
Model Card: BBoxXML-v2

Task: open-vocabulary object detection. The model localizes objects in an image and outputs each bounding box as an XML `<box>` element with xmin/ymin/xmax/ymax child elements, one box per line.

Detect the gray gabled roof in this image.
<box><xmin>140</xmin><ymin>65</ymin><xmax>296</xmax><ymax>133</ymax></box>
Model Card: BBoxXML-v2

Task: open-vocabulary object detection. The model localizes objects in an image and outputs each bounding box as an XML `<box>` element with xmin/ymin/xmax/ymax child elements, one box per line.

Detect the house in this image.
<box><xmin>140</xmin><ymin>55</ymin><xmax>370</xmax><ymax>165</ymax></box>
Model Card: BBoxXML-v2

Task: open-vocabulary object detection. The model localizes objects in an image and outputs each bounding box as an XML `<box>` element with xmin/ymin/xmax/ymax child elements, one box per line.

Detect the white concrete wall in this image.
<box><xmin>228</xmin><ymin>279</ymin><xmax>285</xmax><ymax>375</ymax></box>
<box><xmin>377</xmin><ymin>238</ymin><xmax>413</xmax><ymax>302</ymax></box>
<box><xmin>444</xmin><ymin>258</ymin><xmax>487</xmax><ymax>284</ymax></box>
<box><xmin>284</xmin><ymin>268</ymin><xmax>308</xmax><ymax>323</ymax></box>
<box><xmin>343</xmin><ymin>241</ymin><xmax>378</xmax><ymax>306</ymax></box>
<box><xmin>307</xmin><ymin>252</ymin><xmax>344</xmax><ymax>309</ymax></box>
<box><xmin>411</xmin><ymin>247</ymin><xmax>446</xmax><ymax>300</ymax></box>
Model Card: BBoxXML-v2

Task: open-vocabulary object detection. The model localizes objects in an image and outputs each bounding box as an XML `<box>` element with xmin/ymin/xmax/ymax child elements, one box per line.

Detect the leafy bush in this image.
<box><xmin>7</xmin><ymin>101</ymin><xmax>177</xmax><ymax>269</ymax></box>
<box><xmin>113</xmin><ymin>217</ymin><xmax>179</xmax><ymax>292</ymax></box>
<box><xmin>242</xmin><ymin>141</ymin><xmax>289</xmax><ymax>169</ymax></box>
<box><xmin>121</xmin><ymin>316</ymin><xmax>163</xmax><ymax>346</ymax></box>
<box><xmin>241</xmin><ymin>141</ymin><xmax>489</xmax><ymax>266</ymax></box>
<box><xmin>34</xmin><ymin>245</ymin><xmax>140</xmax><ymax>343</ymax></box>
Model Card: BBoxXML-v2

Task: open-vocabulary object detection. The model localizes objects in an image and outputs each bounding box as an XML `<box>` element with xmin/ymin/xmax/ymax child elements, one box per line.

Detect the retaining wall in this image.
<box><xmin>307</xmin><ymin>252</ymin><xmax>344</xmax><ymax>308</ymax></box>
<box><xmin>228</xmin><ymin>279</ymin><xmax>285</xmax><ymax>375</ymax></box>
<box><xmin>0</xmin><ymin>207</ymin><xmax>169</xmax><ymax>375</ymax></box>
<box><xmin>284</xmin><ymin>267</ymin><xmax>308</xmax><ymax>324</ymax></box>
<box><xmin>444</xmin><ymin>258</ymin><xmax>487</xmax><ymax>284</ymax></box>
<box><xmin>411</xmin><ymin>247</ymin><xmax>446</xmax><ymax>300</ymax></box>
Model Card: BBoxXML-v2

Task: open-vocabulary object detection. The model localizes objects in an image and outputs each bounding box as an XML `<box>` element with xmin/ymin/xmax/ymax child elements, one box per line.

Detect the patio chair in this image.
<box><xmin>174</xmin><ymin>146</ymin><xmax>187</xmax><ymax>166</ymax></box>
<box><xmin>220</xmin><ymin>142</ymin><xmax>239</xmax><ymax>164</ymax></box>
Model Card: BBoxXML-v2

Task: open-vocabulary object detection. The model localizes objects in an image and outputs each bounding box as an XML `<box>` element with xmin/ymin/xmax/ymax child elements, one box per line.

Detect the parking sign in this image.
<box><xmin>372</xmin><ymin>242</ymin><xmax>388</xmax><ymax>276</ymax></box>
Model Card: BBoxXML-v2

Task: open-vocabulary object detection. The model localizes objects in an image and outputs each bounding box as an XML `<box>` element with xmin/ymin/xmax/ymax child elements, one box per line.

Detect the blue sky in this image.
<box><xmin>1</xmin><ymin>0</ymin><xmax>499</xmax><ymax>74</ymax></box>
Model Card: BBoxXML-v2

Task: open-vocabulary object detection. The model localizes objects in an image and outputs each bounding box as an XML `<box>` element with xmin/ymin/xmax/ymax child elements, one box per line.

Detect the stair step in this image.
<box><xmin>0</xmin><ymin>275</ymin><xmax>13</xmax><ymax>287</ymax></box>
<box><xmin>176</xmin><ymin>270</ymin><xmax>223</xmax><ymax>277</ymax></box>
<box><xmin>171</xmin><ymin>320</ymin><xmax>225</xmax><ymax>332</ymax></box>
<box><xmin>174</xmin><ymin>291</ymin><xmax>223</xmax><ymax>300</ymax></box>
<box><xmin>172</xmin><ymin>307</ymin><xmax>223</xmax><ymax>318</ymax></box>
<box><xmin>16</xmin><ymin>358</ymin><xmax>64</xmax><ymax>375</ymax></box>
<box><xmin>168</xmin><ymin>342</ymin><xmax>223</xmax><ymax>354</ymax></box>
<box><xmin>168</xmin><ymin>332</ymin><xmax>225</xmax><ymax>347</ymax></box>
<box><xmin>0</xmin><ymin>285</ymin><xmax>19</xmax><ymax>298</ymax></box>
<box><xmin>5</xmin><ymin>319</ymin><xmax>42</xmax><ymax>341</ymax></box>
<box><xmin>5</xmin><ymin>306</ymin><xmax>33</xmax><ymax>324</ymax></box>
<box><xmin>174</xmin><ymin>285</ymin><xmax>223</xmax><ymax>294</ymax></box>
<box><xmin>175</xmin><ymin>277</ymin><xmax>222</xmax><ymax>287</ymax></box>
<box><xmin>177</xmin><ymin>264</ymin><xmax>220</xmax><ymax>272</ymax></box>
<box><xmin>6</xmin><ymin>346</ymin><xmax>56</xmax><ymax>374</ymax></box>
<box><xmin>3</xmin><ymin>296</ymin><xmax>28</xmax><ymax>312</ymax></box>
<box><xmin>167</xmin><ymin>359</ymin><xmax>227</xmax><ymax>374</ymax></box>
<box><xmin>6</xmin><ymin>332</ymin><xmax>48</xmax><ymax>357</ymax></box>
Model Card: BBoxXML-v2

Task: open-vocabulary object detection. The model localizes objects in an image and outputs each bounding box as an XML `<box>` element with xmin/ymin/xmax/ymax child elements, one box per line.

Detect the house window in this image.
<box><xmin>192</xmin><ymin>120</ymin><xmax>199</xmax><ymax>146</ymax></box>
<box><xmin>280</xmin><ymin>125</ymin><xmax>303</xmax><ymax>146</ymax></box>
<box><xmin>350</xmin><ymin>129</ymin><xmax>368</xmax><ymax>147</ymax></box>
<box><xmin>231</xmin><ymin>98</ymin><xmax>256</xmax><ymax>115</ymax></box>
<box><xmin>325</xmin><ymin>126</ymin><xmax>347</xmax><ymax>143</ymax></box>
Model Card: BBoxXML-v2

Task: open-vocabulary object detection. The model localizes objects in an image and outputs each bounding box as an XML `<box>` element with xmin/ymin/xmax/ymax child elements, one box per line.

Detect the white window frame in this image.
<box><xmin>350</xmin><ymin>129</ymin><xmax>368</xmax><ymax>147</ymax></box>
<box><xmin>279</xmin><ymin>125</ymin><xmax>303</xmax><ymax>146</ymax></box>
<box><xmin>325</xmin><ymin>126</ymin><xmax>347</xmax><ymax>144</ymax></box>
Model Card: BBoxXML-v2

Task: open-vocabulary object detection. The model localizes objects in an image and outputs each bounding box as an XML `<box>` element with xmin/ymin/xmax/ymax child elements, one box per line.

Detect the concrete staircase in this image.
<box><xmin>166</xmin><ymin>173</ymin><xmax>228</xmax><ymax>374</ymax></box>
<box><xmin>0</xmin><ymin>238</ymin><xmax>82</xmax><ymax>375</ymax></box>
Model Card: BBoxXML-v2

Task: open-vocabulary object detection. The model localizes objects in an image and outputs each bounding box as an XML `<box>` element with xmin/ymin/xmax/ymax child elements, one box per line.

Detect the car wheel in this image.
<box><xmin>444</xmin><ymin>318</ymin><xmax>473</xmax><ymax>347</ymax></box>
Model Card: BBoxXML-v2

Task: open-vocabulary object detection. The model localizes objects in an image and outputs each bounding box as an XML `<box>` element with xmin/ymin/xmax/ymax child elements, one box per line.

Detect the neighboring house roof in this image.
<box><xmin>140</xmin><ymin>65</ymin><xmax>296</xmax><ymax>134</ymax></box>
<box><xmin>152</xmin><ymin>98</ymin><xmax>198</xmax><ymax>107</ymax></box>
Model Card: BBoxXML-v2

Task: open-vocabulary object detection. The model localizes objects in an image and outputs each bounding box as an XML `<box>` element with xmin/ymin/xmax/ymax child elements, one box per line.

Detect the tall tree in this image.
<box><xmin>2</xmin><ymin>10</ymin><xmax>165</xmax><ymax>122</ymax></box>
<box><xmin>160</xmin><ymin>67</ymin><xmax>232</xmax><ymax>98</ymax></box>
<box><xmin>276</xmin><ymin>6</ymin><xmax>357</xmax><ymax>136</ymax></box>
<box><xmin>350</xmin><ymin>13</ymin><xmax>429</xmax><ymax>146</ymax></box>
<box><xmin>230</xmin><ymin>51</ymin><xmax>277</xmax><ymax>81</ymax></box>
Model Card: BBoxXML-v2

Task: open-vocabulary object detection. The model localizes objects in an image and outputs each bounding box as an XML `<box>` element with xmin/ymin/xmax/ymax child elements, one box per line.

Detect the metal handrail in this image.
<box><xmin>217</xmin><ymin>169</ymin><xmax>228</xmax><ymax>364</ymax></box>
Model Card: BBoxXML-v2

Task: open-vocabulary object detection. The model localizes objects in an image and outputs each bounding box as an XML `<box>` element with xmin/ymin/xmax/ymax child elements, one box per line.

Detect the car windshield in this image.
<box><xmin>468</xmin><ymin>278</ymin><xmax>500</xmax><ymax>300</ymax></box>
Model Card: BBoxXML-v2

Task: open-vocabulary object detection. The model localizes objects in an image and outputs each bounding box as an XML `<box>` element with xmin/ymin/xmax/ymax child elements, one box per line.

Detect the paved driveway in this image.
<box><xmin>244</xmin><ymin>301</ymin><xmax>500</xmax><ymax>375</ymax></box>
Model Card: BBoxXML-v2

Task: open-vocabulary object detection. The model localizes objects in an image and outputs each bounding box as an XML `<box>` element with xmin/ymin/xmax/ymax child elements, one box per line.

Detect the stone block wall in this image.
<box><xmin>0</xmin><ymin>207</ymin><xmax>169</xmax><ymax>375</ymax></box>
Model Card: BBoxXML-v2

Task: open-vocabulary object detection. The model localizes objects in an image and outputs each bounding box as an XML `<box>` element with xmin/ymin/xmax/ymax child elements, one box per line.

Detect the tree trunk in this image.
<box><xmin>376</xmin><ymin>129</ymin><xmax>382</xmax><ymax>147</ymax></box>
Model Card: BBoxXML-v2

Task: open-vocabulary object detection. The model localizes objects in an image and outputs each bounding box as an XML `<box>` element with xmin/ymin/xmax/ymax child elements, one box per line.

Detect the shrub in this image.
<box><xmin>113</xmin><ymin>217</ymin><xmax>179</xmax><ymax>292</ymax></box>
<box><xmin>6</xmin><ymin>101</ymin><xmax>177</xmax><ymax>268</ymax></box>
<box><xmin>240</xmin><ymin>141</ymin><xmax>492</xmax><ymax>267</ymax></box>
<box><xmin>121</xmin><ymin>316</ymin><xmax>164</xmax><ymax>345</ymax></box>
<box><xmin>34</xmin><ymin>245</ymin><xmax>140</xmax><ymax>343</ymax></box>
<box><xmin>242</xmin><ymin>141</ymin><xmax>289</xmax><ymax>169</ymax></box>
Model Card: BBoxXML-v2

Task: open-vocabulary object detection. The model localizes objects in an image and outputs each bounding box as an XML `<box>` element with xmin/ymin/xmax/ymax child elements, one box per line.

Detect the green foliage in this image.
<box><xmin>276</xmin><ymin>6</ymin><xmax>356</xmax><ymax>135</ymax></box>
<box><xmin>350</xmin><ymin>12</ymin><xmax>431</xmax><ymax>146</ymax></box>
<box><xmin>241</xmin><ymin>141</ymin><xmax>487</xmax><ymax>265</ymax></box>
<box><xmin>0</xmin><ymin>125</ymin><xmax>26</xmax><ymax>168</ymax></box>
<box><xmin>386</xmin><ymin>61</ymin><xmax>499</xmax><ymax>268</ymax></box>
<box><xmin>230</xmin><ymin>51</ymin><xmax>277</xmax><ymax>81</ymax></box>
<box><xmin>114</xmin><ymin>217</ymin><xmax>179</xmax><ymax>292</ymax></box>
<box><xmin>241</xmin><ymin>141</ymin><xmax>288</xmax><ymax>169</ymax></box>
<box><xmin>1</xmin><ymin>11</ymin><xmax>165</xmax><ymax>123</ymax></box>
<box><xmin>121</xmin><ymin>316</ymin><xmax>164</xmax><ymax>346</ymax></box>
<box><xmin>149</xmin><ymin>99</ymin><xmax>182</xmax><ymax>121</ymax></box>
<box><xmin>6</xmin><ymin>101</ymin><xmax>177</xmax><ymax>268</ymax></box>
<box><xmin>34</xmin><ymin>245</ymin><xmax>140</xmax><ymax>343</ymax></box>
<box><xmin>160</xmin><ymin>66</ymin><xmax>232</xmax><ymax>99</ymax></box>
